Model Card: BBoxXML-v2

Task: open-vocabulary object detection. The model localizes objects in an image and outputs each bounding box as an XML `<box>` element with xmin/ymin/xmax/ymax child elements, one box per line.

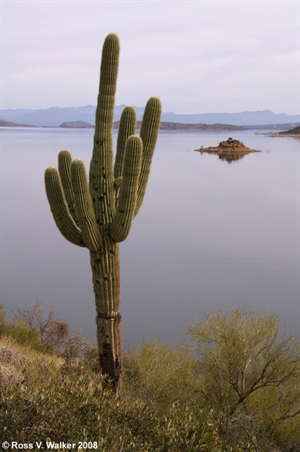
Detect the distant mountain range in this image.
<box><xmin>0</xmin><ymin>105</ymin><xmax>299</xmax><ymax>127</ymax></box>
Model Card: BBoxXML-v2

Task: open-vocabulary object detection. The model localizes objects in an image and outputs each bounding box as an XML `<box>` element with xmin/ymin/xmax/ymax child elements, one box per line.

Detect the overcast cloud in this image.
<box><xmin>1</xmin><ymin>0</ymin><xmax>299</xmax><ymax>114</ymax></box>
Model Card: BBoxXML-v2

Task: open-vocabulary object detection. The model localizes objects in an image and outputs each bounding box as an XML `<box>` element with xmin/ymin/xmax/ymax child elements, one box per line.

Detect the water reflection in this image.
<box><xmin>199</xmin><ymin>149</ymin><xmax>253</xmax><ymax>163</ymax></box>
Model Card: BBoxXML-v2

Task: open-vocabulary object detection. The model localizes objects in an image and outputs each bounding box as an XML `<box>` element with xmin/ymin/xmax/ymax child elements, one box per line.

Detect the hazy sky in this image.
<box><xmin>1</xmin><ymin>1</ymin><xmax>299</xmax><ymax>114</ymax></box>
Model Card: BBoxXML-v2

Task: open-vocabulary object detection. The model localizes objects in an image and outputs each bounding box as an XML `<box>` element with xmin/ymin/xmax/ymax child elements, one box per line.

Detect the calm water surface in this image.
<box><xmin>1</xmin><ymin>127</ymin><xmax>299</xmax><ymax>346</ymax></box>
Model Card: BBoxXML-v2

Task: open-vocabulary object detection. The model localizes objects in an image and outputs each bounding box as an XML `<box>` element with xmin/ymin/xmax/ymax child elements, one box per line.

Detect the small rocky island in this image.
<box><xmin>195</xmin><ymin>137</ymin><xmax>260</xmax><ymax>162</ymax></box>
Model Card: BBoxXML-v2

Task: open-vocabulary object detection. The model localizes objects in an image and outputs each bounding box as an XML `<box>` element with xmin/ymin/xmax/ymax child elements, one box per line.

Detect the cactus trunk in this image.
<box><xmin>91</xmin><ymin>240</ymin><xmax>122</xmax><ymax>392</ymax></box>
<box><xmin>44</xmin><ymin>33</ymin><xmax>161</xmax><ymax>394</ymax></box>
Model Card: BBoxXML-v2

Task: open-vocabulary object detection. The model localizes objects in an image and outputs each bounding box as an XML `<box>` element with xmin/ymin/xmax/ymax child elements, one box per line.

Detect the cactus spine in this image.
<box><xmin>44</xmin><ymin>33</ymin><xmax>161</xmax><ymax>394</ymax></box>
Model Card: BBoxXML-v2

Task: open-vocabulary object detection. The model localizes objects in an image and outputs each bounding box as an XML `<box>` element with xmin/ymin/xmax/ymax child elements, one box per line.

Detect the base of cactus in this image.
<box><xmin>96</xmin><ymin>312</ymin><xmax>122</xmax><ymax>395</ymax></box>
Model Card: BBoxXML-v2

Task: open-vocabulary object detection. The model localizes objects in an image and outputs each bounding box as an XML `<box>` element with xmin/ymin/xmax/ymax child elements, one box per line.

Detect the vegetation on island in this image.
<box><xmin>266</xmin><ymin>125</ymin><xmax>300</xmax><ymax>138</ymax></box>
<box><xmin>1</xmin><ymin>301</ymin><xmax>300</xmax><ymax>451</ymax></box>
<box><xmin>195</xmin><ymin>137</ymin><xmax>260</xmax><ymax>162</ymax></box>
<box><xmin>278</xmin><ymin>125</ymin><xmax>300</xmax><ymax>135</ymax></box>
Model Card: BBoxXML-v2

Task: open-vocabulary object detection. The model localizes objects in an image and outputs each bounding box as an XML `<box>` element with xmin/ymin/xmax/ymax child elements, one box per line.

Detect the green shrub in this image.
<box><xmin>187</xmin><ymin>308</ymin><xmax>300</xmax><ymax>451</ymax></box>
<box><xmin>124</xmin><ymin>340</ymin><xmax>201</xmax><ymax>412</ymax></box>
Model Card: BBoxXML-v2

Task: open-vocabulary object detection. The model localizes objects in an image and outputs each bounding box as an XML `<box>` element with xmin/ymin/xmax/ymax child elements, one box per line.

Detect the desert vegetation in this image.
<box><xmin>1</xmin><ymin>302</ymin><xmax>299</xmax><ymax>451</ymax></box>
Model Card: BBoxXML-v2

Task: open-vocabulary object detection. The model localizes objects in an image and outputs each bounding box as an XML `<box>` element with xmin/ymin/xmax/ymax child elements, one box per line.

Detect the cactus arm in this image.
<box><xmin>110</xmin><ymin>135</ymin><xmax>143</xmax><ymax>242</ymax></box>
<box><xmin>58</xmin><ymin>150</ymin><xmax>78</xmax><ymax>224</ymax></box>
<box><xmin>134</xmin><ymin>96</ymin><xmax>162</xmax><ymax>216</ymax></box>
<box><xmin>94</xmin><ymin>33</ymin><xmax>120</xmax><ymax>143</ymax></box>
<box><xmin>90</xmin><ymin>33</ymin><xmax>120</xmax><ymax>225</ymax></box>
<box><xmin>70</xmin><ymin>159</ymin><xmax>102</xmax><ymax>251</ymax></box>
<box><xmin>114</xmin><ymin>106</ymin><xmax>137</xmax><ymax>180</ymax></box>
<box><xmin>44</xmin><ymin>167</ymin><xmax>85</xmax><ymax>247</ymax></box>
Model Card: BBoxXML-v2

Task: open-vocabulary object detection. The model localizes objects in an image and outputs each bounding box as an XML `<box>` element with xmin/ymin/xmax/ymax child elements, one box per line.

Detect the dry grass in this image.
<box><xmin>0</xmin><ymin>336</ymin><xmax>64</xmax><ymax>387</ymax></box>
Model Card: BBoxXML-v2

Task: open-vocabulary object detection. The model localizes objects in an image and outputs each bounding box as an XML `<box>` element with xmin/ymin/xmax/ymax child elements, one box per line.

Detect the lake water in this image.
<box><xmin>1</xmin><ymin>127</ymin><xmax>299</xmax><ymax>347</ymax></box>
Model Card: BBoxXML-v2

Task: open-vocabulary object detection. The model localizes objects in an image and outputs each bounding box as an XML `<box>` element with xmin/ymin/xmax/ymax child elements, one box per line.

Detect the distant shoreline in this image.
<box><xmin>265</xmin><ymin>133</ymin><xmax>300</xmax><ymax>138</ymax></box>
<box><xmin>0</xmin><ymin>119</ymin><xmax>247</xmax><ymax>131</ymax></box>
<box><xmin>1</xmin><ymin>119</ymin><xmax>300</xmax><ymax>133</ymax></box>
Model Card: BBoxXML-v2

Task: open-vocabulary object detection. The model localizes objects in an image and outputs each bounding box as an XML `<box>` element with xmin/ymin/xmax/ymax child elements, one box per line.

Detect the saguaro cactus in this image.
<box><xmin>44</xmin><ymin>33</ymin><xmax>161</xmax><ymax>394</ymax></box>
